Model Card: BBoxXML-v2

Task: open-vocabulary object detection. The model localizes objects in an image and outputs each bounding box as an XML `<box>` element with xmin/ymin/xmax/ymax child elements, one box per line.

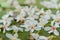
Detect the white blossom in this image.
<box><xmin>40</xmin><ymin>0</ymin><xmax>59</xmax><ymax>9</ymax></box>
<box><xmin>6</xmin><ymin>33</ymin><xmax>20</xmax><ymax>40</ymax></box>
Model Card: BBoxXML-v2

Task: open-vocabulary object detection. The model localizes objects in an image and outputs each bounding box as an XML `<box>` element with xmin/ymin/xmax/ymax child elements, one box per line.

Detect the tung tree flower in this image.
<box><xmin>0</xmin><ymin>14</ymin><xmax>13</xmax><ymax>33</ymax></box>
<box><xmin>20</xmin><ymin>19</ymin><xmax>38</xmax><ymax>32</ymax></box>
<box><xmin>8</xmin><ymin>25</ymin><xmax>23</xmax><ymax>33</ymax></box>
<box><xmin>44</xmin><ymin>21</ymin><xmax>60</xmax><ymax>36</ymax></box>
<box><xmin>6</xmin><ymin>33</ymin><xmax>20</xmax><ymax>40</ymax></box>
<box><xmin>15</xmin><ymin>9</ymin><xmax>26</xmax><ymax>22</ymax></box>
<box><xmin>24</xmin><ymin>0</ymin><xmax>36</xmax><ymax>5</ymax></box>
<box><xmin>32</xmin><ymin>33</ymin><xmax>52</xmax><ymax>40</ymax></box>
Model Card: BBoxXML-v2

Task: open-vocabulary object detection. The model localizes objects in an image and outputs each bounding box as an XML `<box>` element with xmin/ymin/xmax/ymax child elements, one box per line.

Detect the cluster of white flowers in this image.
<box><xmin>0</xmin><ymin>0</ymin><xmax>60</xmax><ymax>40</ymax></box>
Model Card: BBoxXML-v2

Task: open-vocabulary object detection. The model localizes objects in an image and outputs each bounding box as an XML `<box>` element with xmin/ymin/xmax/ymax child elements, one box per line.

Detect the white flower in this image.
<box><xmin>51</xmin><ymin>0</ymin><xmax>58</xmax><ymax>3</ymax></box>
<box><xmin>40</xmin><ymin>0</ymin><xmax>58</xmax><ymax>9</ymax></box>
<box><xmin>15</xmin><ymin>9</ymin><xmax>26</xmax><ymax>22</ymax></box>
<box><xmin>7</xmin><ymin>11</ymin><xmax>14</xmax><ymax>16</ymax></box>
<box><xmin>34</xmin><ymin>22</ymin><xmax>44</xmax><ymax>31</ymax></box>
<box><xmin>0</xmin><ymin>17</ymin><xmax>12</xmax><ymax>33</ymax></box>
<box><xmin>39</xmin><ymin>18</ymin><xmax>48</xmax><ymax>26</ymax></box>
<box><xmin>44</xmin><ymin>10</ymin><xmax>52</xmax><ymax>19</ymax></box>
<box><xmin>8</xmin><ymin>25</ymin><xmax>23</xmax><ymax>32</ymax></box>
<box><xmin>0</xmin><ymin>25</ymin><xmax>10</xmax><ymax>33</ymax></box>
<box><xmin>26</xmin><ymin>6</ymin><xmax>36</xmax><ymax>14</ymax></box>
<box><xmin>7</xmin><ymin>0</ymin><xmax>14</xmax><ymax>5</ymax></box>
<box><xmin>20</xmin><ymin>19</ymin><xmax>38</xmax><ymax>32</ymax></box>
<box><xmin>31</xmin><ymin>33</ymin><xmax>39</xmax><ymax>40</ymax></box>
<box><xmin>13</xmin><ymin>0</ymin><xmax>19</xmax><ymax>7</ymax></box>
<box><xmin>24</xmin><ymin>19</ymin><xmax>38</xmax><ymax>26</ymax></box>
<box><xmin>32</xmin><ymin>33</ymin><xmax>50</xmax><ymax>40</ymax></box>
<box><xmin>6</xmin><ymin>33</ymin><xmax>20</xmax><ymax>40</ymax></box>
<box><xmin>15</xmin><ymin>5</ymin><xmax>22</xmax><ymax>11</ymax></box>
<box><xmin>26</xmin><ymin>14</ymin><xmax>38</xmax><ymax>20</ymax></box>
<box><xmin>44</xmin><ymin>25</ymin><xmax>59</xmax><ymax>36</ymax></box>
<box><xmin>26</xmin><ymin>6</ymin><xmax>39</xmax><ymax>20</ymax></box>
<box><xmin>23</xmin><ymin>6</ymin><xmax>30</xmax><ymax>13</ymax></box>
<box><xmin>0</xmin><ymin>17</ymin><xmax>13</xmax><ymax>26</ymax></box>
<box><xmin>44</xmin><ymin>19</ymin><xmax>60</xmax><ymax>36</ymax></box>
<box><xmin>0</xmin><ymin>15</ymin><xmax>13</xmax><ymax>33</ymax></box>
<box><xmin>52</xmin><ymin>10</ymin><xmax>60</xmax><ymax>22</ymax></box>
<box><xmin>51</xmin><ymin>11</ymin><xmax>60</xmax><ymax>27</ymax></box>
<box><xmin>34</xmin><ymin>25</ymin><xmax>42</xmax><ymax>31</ymax></box>
<box><xmin>36</xmin><ymin>9</ymin><xmax>51</xmax><ymax>20</ymax></box>
<box><xmin>36</xmin><ymin>8</ymin><xmax>44</xmax><ymax>15</ymax></box>
<box><xmin>38</xmin><ymin>36</ymin><xmax>48</xmax><ymax>40</ymax></box>
<box><xmin>24</xmin><ymin>0</ymin><xmax>35</xmax><ymax>4</ymax></box>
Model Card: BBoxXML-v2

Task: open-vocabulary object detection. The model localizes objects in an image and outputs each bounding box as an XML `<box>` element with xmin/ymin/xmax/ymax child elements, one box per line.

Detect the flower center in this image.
<box><xmin>5</xmin><ymin>19</ymin><xmax>8</xmax><ymax>22</ymax></box>
<box><xmin>51</xmin><ymin>26</ymin><xmax>56</xmax><ymax>30</ymax></box>
<box><xmin>31</xmin><ymin>15</ymin><xmax>34</xmax><ymax>18</ymax></box>
<box><xmin>31</xmin><ymin>25</ymin><xmax>34</xmax><ymax>29</ymax></box>
<box><xmin>55</xmin><ymin>18</ymin><xmax>60</xmax><ymax>22</ymax></box>
<box><xmin>2</xmin><ymin>25</ymin><xmax>6</xmax><ymax>29</ymax></box>
<box><xmin>57</xmin><ymin>18</ymin><xmax>60</xmax><ymax>22</ymax></box>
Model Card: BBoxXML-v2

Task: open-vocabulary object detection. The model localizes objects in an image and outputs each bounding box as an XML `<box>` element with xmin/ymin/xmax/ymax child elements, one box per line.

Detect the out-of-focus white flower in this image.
<box><xmin>15</xmin><ymin>5</ymin><xmax>22</xmax><ymax>11</ymax></box>
<box><xmin>23</xmin><ymin>6</ymin><xmax>30</xmax><ymax>13</ymax></box>
<box><xmin>38</xmin><ymin>36</ymin><xmax>48</xmax><ymax>40</ymax></box>
<box><xmin>32</xmin><ymin>33</ymin><xmax>51</xmax><ymax>40</ymax></box>
<box><xmin>0</xmin><ymin>25</ymin><xmax>10</xmax><ymax>33</ymax></box>
<box><xmin>39</xmin><ymin>18</ymin><xmax>48</xmax><ymax>26</ymax></box>
<box><xmin>7</xmin><ymin>11</ymin><xmax>14</xmax><ymax>16</ymax></box>
<box><xmin>26</xmin><ymin>6</ymin><xmax>39</xmax><ymax>20</ymax></box>
<box><xmin>24</xmin><ymin>19</ymin><xmax>38</xmax><ymax>26</ymax></box>
<box><xmin>36</xmin><ymin>9</ymin><xmax>51</xmax><ymax>20</ymax></box>
<box><xmin>24</xmin><ymin>0</ymin><xmax>36</xmax><ymax>4</ymax></box>
<box><xmin>51</xmin><ymin>0</ymin><xmax>58</xmax><ymax>3</ymax></box>
<box><xmin>0</xmin><ymin>16</ymin><xmax>13</xmax><ymax>26</ymax></box>
<box><xmin>52</xmin><ymin>10</ymin><xmax>60</xmax><ymax>22</ymax></box>
<box><xmin>13</xmin><ymin>0</ymin><xmax>19</xmax><ymax>7</ymax></box>
<box><xmin>48</xmin><ymin>27</ymin><xmax>59</xmax><ymax>36</ymax></box>
<box><xmin>26</xmin><ymin>14</ymin><xmax>38</xmax><ymax>20</ymax></box>
<box><xmin>34</xmin><ymin>25</ymin><xmax>42</xmax><ymax>31</ymax></box>
<box><xmin>8</xmin><ymin>25</ymin><xmax>23</xmax><ymax>32</ymax></box>
<box><xmin>20</xmin><ymin>19</ymin><xmax>38</xmax><ymax>32</ymax></box>
<box><xmin>7</xmin><ymin>0</ymin><xmax>13</xmax><ymax>5</ymax></box>
<box><xmin>45</xmin><ymin>10</ymin><xmax>52</xmax><ymax>16</ymax></box>
<box><xmin>6</xmin><ymin>33</ymin><xmax>20</xmax><ymax>40</ymax></box>
<box><xmin>31</xmin><ymin>33</ymin><xmax>39</xmax><ymax>40</ymax></box>
<box><xmin>7</xmin><ymin>0</ymin><xmax>20</xmax><ymax>7</ymax></box>
<box><xmin>51</xmin><ymin>10</ymin><xmax>60</xmax><ymax>27</ymax></box>
<box><xmin>0</xmin><ymin>15</ymin><xmax>13</xmax><ymax>33</ymax></box>
<box><xmin>44</xmin><ymin>21</ymin><xmax>59</xmax><ymax>36</ymax></box>
<box><xmin>36</xmin><ymin>8</ymin><xmax>44</xmax><ymax>15</ymax></box>
<box><xmin>26</xmin><ymin>6</ymin><xmax>36</xmax><ymax>15</ymax></box>
<box><xmin>15</xmin><ymin>9</ymin><xmax>26</xmax><ymax>22</ymax></box>
<box><xmin>40</xmin><ymin>0</ymin><xmax>59</xmax><ymax>9</ymax></box>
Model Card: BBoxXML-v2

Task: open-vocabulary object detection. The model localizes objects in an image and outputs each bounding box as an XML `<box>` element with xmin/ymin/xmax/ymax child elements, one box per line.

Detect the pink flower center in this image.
<box><xmin>51</xmin><ymin>26</ymin><xmax>56</xmax><ymax>31</ymax></box>
<box><xmin>2</xmin><ymin>25</ymin><xmax>6</xmax><ymax>29</ymax></box>
<box><xmin>31</xmin><ymin>15</ymin><xmax>34</xmax><ymax>18</ymax></box>
<box><xmin>57</xmin><ymin>18</ymin><xmax>60</xmax><ymax>22</ymax></box>
<box><xmin>31</xmin><ymin>25</ymin><xmax>34</xmax><ymax>29</ymax></box>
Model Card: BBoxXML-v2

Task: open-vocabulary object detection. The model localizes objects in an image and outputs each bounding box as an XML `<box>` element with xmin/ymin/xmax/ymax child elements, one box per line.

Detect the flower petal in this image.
<box><xmin>6</xmin><ymin>33</ymin><xmax>13</xmax><ymax>39</ymax></box>
<box><xmin>54</xmin><ymin>30</ymin><xmax>59</xmax><ymax>36</ymax></box>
